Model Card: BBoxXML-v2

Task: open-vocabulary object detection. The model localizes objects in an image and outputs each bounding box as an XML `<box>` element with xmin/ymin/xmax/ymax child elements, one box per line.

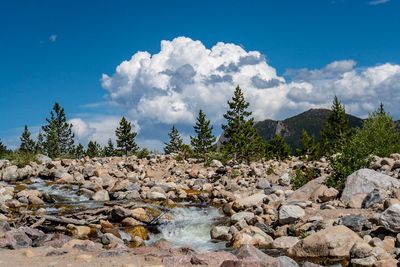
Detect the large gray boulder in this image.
<box><xmin>380</xmin><ymin>204</ymin><xmax>400</xmax><ymax>232</ymax></box>
<box><xmin>278</xmin><ymin>205</ymin><xmax>305</xmax><ymax>224</ymax></box>
<box><xmin>341</xmin><ymin>169</ymin><xmax>400</xmax><ymax>202</ymax></box>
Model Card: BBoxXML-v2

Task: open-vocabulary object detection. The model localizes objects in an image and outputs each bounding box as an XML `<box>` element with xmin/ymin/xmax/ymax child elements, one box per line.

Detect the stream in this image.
<box><xmin>17</xmin><ymin>177</ymin><xmax>228</xmax><ymax>251</ymax></box>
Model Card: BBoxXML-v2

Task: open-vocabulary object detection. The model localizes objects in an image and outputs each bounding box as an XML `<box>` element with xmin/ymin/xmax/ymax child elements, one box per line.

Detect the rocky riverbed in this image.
<box><xmin>1</xmin><ymin>154</ymin><xmax>400</xmax><ymax>266</ymax></box>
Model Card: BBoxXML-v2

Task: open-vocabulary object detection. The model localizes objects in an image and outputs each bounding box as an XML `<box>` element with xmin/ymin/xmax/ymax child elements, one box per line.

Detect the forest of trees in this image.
<box><xmin>1</xmin><ymin>86</ymin><xmax>399</xmax><ymax>188</ymax></box>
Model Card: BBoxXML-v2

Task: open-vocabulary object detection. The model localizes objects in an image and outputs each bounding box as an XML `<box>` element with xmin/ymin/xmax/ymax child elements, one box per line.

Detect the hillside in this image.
<box><xmin>254</xmin><ymin>108</ymin><xmax>364</xmax><ymax>150</ymax></box>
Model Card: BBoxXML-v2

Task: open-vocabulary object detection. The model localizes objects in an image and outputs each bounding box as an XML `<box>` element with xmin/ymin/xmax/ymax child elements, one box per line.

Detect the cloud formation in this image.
<box><xmin>101</xmin><ymin>37</ymin><xmax>400</xmax><ymax>126</ymax></box>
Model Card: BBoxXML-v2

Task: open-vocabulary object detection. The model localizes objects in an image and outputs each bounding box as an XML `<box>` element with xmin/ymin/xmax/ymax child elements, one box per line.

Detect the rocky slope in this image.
<box><xmin>254</xmin><ymin>108</ymin><xmax>364</xmax><ymax>149</ymax></box>
<box><xmin>1</xmin><ymin>154</ymin><xmax>400</xmax><ymax>266</ymax></box>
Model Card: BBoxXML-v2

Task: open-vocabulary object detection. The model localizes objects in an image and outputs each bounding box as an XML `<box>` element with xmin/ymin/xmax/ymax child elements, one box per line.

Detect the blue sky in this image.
<box><xmin>1</xmin><ymin>0</ymin><xmax>400</xmax><ymax>150</ymax></box>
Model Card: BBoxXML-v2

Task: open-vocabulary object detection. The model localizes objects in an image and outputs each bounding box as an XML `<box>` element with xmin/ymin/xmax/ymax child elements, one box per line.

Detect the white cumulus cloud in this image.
<box><xmin>101</xmin><ymin>37</ymin><xmax>400</xmax><ymax>125</ymax></box>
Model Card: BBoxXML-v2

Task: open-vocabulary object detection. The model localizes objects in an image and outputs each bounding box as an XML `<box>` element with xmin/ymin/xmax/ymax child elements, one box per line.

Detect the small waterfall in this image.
<box><xmin>147</xmin><ymin>206</ymin><xmax>227</xmax><ymax>251</ymax></box>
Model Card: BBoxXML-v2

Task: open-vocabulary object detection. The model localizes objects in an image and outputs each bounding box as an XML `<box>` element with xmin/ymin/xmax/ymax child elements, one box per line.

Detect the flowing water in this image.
<box><xmin>147</xmin><ymin>206</ymin><xmax>228</xmax><ymax>251</ymax></box>
<box><xmin>15</xmin><ymin>178</ymin><xmax>228</xmax><ymax>251</ymax></box>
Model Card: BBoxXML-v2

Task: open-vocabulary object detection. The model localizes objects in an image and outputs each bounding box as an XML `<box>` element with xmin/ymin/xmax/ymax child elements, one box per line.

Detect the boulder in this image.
<box><xmin>36</xmin><ymin>154</ymin><xmax>52</xmax><ymax>165</ymax></box>
<box><xmin>92</xmin><ymin>190</ymin><xmax>110</xmax><ymax>201</ymax></box>
<box><xmin>278</xmin><ymin>205</ymin><xmax>305</xmax><ymax>224</ymax></box>
<box><xmin>379</xmin><ymin>204</ymin><xmax>400</xmax><ymax>232</ymax></box>
<box><xmin>231</xmin><ymin>244</ymin><xmax>282</xmax><ymax>267</ymax></box>
<box><xmin>0</xmin><ymin>229</ymin><xmax>32</xmax><ymax>249</ymax></box>
<box><xmin>272</xmin><ymin>236</ymin><xmax>299</xmax><ymax>250</ymax></box>
<box><xmin>231</xmin><ymin>226</ymin><xmax>273</xmax><ymax>249</ymax></box>
<box><xmin>287</xmin><ymin>176</ymin><xmax>326</xmax><ymax>202</ymax></box>
<box><xmin>288</xmin><ymin>225</ymin><xmax>364</xmax><ymax>258</ymax></box>
<box><xmin>146</xmin><ymin>191</ymin><xmax>167</xmax><ymax>201</ymax></box>
<box><xmin>2</xmin><ymin>166</ymin><xmax>19</xmax><ymax>181</ymax></box>
<box><xmin>341</xmin><ymin>169</ymin><xmax>400</xmax><ymax>202</ymax></box>
<box><xmin>232</xmin><ymin>193</ymin><xmax>266</xmax><ymax>211</ymax></box>
<box><xmin>231</xmin><ymin>212</ymin><xmax>255</xmax><ymax>224</ymax></box>
<box><xmin>210</xmin><ymin>226</ymin><xmax>232</xmax><ymax>241</ymax></box>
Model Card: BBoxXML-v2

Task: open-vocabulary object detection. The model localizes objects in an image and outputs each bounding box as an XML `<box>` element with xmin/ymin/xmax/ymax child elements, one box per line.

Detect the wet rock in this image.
<box><xmin>231</xmin><ymin>212</ymin><xmax>255</xmax><ymax>224</ymax></box>
<box><xmin>67</xmin><ymin>225</ymin><xmax>91</xmax><ymax>238</ymax></box>
<box><xmin>278</xmin><ymin>204</ymin><xmax>305</xmax><ymax>224</ymax></box>
<box><xmin>211</xmin><ymin>226</ymin><xmax>232</xmax><ymax>241</ymax></box>
<box><xmin>131</xmin><ymin>208</ymin><xmax>151</xmax><ymax>223</ymax></box>
<box><xmin>92</xmin><ymin>190</ymin><xmax>110</xmax><ymax>201</ymax></box>
<box><xmin>110</xmin><ymin>206</ymin><xmax>132</xmax><ymax>222</ymax></box>
<box><xmin>341</xmin><ymin>169</ymin><xmax>400</xmax><ymax>202</ymax></box>
<box><xmin>146</xmin><ymin>191</ymin><xmax>167</xmax><ymax>201</ymax></box>
<box><xmin>289</xmin><ymin>225</ymin><xmax>364</xmax><ymax>258</ymax></box>
<box><xmin>122</xmin><ymin>217</ymin><xmax>142</xmax><ymax>227</ymax></box>
<box><xmin>379</xmin><ymin>204</ymin><xmax>400</xmax><ymax>232</ymax></box>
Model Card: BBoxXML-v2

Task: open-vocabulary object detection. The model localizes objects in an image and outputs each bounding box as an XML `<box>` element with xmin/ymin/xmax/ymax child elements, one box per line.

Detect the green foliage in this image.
<box><xmin>35</xmin><ymin>130</ymin><xmax>45</xmax><ymax>154</ymax></box>
<box><xmin>86</xmin><ymin>140</ymin><xmax>102</xmax><ymax>158</ymax></box>
<box><xmin>204</xmin><ymin>151</ymin><xmax>228</xmax><ymax>166</ymax></box>
<box><xmin>329</xmin><ymin>104</ymin><xmax>400</xmax><ymax>189</ymax></box>
<box><xmin>190</xmin><ymin>110</ymin><xmax>216</xmax><ymax>161</ymax></box>
<box><xmin>103</xmin><ymin>138</ymin><xmax>116</xmax><ymax>157</ymax></box>
<box><xmin>266</xmin><ymin>134</ymin><xmax>291</xmax><ymax>160</ymax></box>
<box><xmin>291</xmin><ymin>168</ymin><xmax>317</xmax><ymax>190</ymax></box>
<box><xmin>164</xmin><ymin>125</ymin><xmax>184</xmax><ymax>154</ymax></box>
<box><xmin>222</xmin><ymin>86</ymin><xmax>265</xmax><ymax>163</ymax></box>
<box><xmin>74</xmin><ymin>143</ymin><xmax>85</xmax><ymax>159</ymax></box>
<box><xmin>42</xmin><ymin>102</ymin><xmax>75</xmax><ymax>158</ymax></box>
<box><xmin>320</xmin><ymin>96</ymin><xmax>350</xmax><ymax>155</ymax></box>
<box><xmin>5</xmin><ymin>151</ymin><xmax>38</xmax><ymax>168</ymax></box>
<box><xmin>137</xmin><ymin>148</ymin><xmax>150</xmax><ymax>159</ymax></box>
<box><xmin>0</xmin><ymin>139</ymin><xmax>9</xmax><ymax>158</ymax></box>
<box><xmin>115</xmin><ymin>117</ymin><xmax>138</xmax><ymax>156</ymax></box>
<box><xmin>19</xmin><ymin>125</ymin><xmax>36</xmax><ymax>153</ymax></box>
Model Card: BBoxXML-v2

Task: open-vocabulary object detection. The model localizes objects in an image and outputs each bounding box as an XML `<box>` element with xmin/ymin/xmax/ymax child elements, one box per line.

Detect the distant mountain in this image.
<box><xmin>254</xmin><ymin>108</ymin><xmax>364</xmax><ymax>150</ymax></box>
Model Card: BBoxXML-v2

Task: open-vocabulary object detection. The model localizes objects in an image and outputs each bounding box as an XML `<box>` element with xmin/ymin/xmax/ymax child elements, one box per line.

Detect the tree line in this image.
<box><xmin>1</xmin><ymin>85</ymin><xmax>399</xmax><ymax>189</ymax></box>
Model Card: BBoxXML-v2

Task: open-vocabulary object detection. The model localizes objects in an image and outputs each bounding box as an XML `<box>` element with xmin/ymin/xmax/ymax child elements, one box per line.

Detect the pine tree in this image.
<box><xmin>266</xmin><ymin>134</ymin><xmax>291</xmax><ymax>160</ymax></box>
<box><xmin>164</xmin><ymin>126</ymin><xmax>184</xmax><ymax>154</ymax></box>
<box><xmin>115</xmin><ymin>117</ymin><xmax>138</xmax><ymax>156</ymax></box>
<box><xmin>74</xmin><ymin>143</ymin><xmax>85</xmax><ymax>159</ymax></box>
<box><xmin>19</xmin><ymin>125</ymin><xmax>36</xmax><ymax>153</ymax></box>
<box><xmin>0</xmin><ymin>139</ymin><xmax>8</xmax><ymax>158</ymax></box>
<box><xmin>42</xmin><ymin>102</ymin><xmax>75</xmax><ymax>158</ymax></box>
<box><xmin>297</xmin><ymin>130</ymin><xmax>316</xmax><ymax>158</ymax></box>
<box><xmin>35</xmin><ymin>130</ymin><xmax>45</xmax><ymax>154</ymax></box>
<box><xmin>222</xmin><ymin>86</ymin><xmax>264</xmax><ymax>163</ymax></box>
<box><xmin>190</xmin><ymin>110</ymin><xmax>216</xmax><ymax>161</ymax></box>
<box><xmin>103</xmin><ymin>138</ymin><xmax>115</xmax><ymax>157</ymax></box>
<box><xmin>320</xmin><ymin>96</ymin><xmax>349</xmax><ymax>155</ymax></box>
<box><xmin>86</xmin><ymin>140</ymin><xmax>102</xmax><ymax>158</ymax></box>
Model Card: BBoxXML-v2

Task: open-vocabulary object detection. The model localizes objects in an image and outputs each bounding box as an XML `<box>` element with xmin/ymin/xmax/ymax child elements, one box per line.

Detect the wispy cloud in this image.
<box><xmin>369</xmin><ymin>0</ymin><xmax>390</xmax><ymax>6</ymax></box>
<box><xmin>49</xmin><ymin>34</ymin><xmax>58</xmax><ymax>42</ymax></box>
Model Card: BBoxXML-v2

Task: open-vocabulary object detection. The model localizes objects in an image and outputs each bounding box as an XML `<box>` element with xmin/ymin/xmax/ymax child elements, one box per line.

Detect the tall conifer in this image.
<box><xmin>115</xmin><ymin>117</ymin><xmax>138</xmax><ymax>156</ymax></box>
<box><xmin>190</xmin><ymin>110</ymin><xmax>216</xmax><ymax>161</ymax></box>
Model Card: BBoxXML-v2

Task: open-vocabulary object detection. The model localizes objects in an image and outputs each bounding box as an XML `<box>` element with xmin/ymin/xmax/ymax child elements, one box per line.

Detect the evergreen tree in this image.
<box><xmin>19</xmin><ymin>125</ymin><xmax>36</xmax><ymax>153</ymax></box>
<box><xmin>330</xmin><ymin>104</ymin><xmax>400</xmax><ymax>189</ymax></box>
<box><xmin>266</xmin><ymin>134</ymin><xmax>291</xmax><ymax>160</ymax></box>
<box><xmin>164</xmin><ymin>126</ymin><xmax>183</xmax><ymax>154</ymax></box>
<box><xmin>42</xmin><ymin>102</ymin><xmax>75</xmax><ymax>158</ymax></box>
<box><xmin>320</xmin><ymin>96</ymin><xmax>350</xmax><ymax>155</ymax></box>
<box><xmin>221</xmin><ymin>86</ymin><xmax>264</xmax><ymax>163</ymax></box>
<box><xmin>0</xmin><ymin>139</ymin><xmax>8</xmax><ymax>158</ymax></box>
<box><xmin>296</xmin><ymin>130</ymin><xmax>316</xmax><ymax>158</ymax></box>
<box><xmin>86</xmin><ymin>140</ymin><xmax>101</xmax><ymax>158</ymax></box>
<box><xmin>115</xmin><ymin>117</ymin><xmax>138</xmax><ymax>156</ymax></box>
<box><xmin>35</xmin><ymin>130</ymin><xmax>45</xmax><ymax>154</ymax></box>
<box><xmin>190</xmin><ymin>110</ymin><xmax>216</xmax><ymax>161</ymax></box>
<box><xmin>74</xmin><ymin>143</ymin><xmax>85</xmax><ymax>159</ymax></box>
<box><xmin>103</xmin><ymin>138</ymin><xmax>115</xmax><ymax>157</ymax></box>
